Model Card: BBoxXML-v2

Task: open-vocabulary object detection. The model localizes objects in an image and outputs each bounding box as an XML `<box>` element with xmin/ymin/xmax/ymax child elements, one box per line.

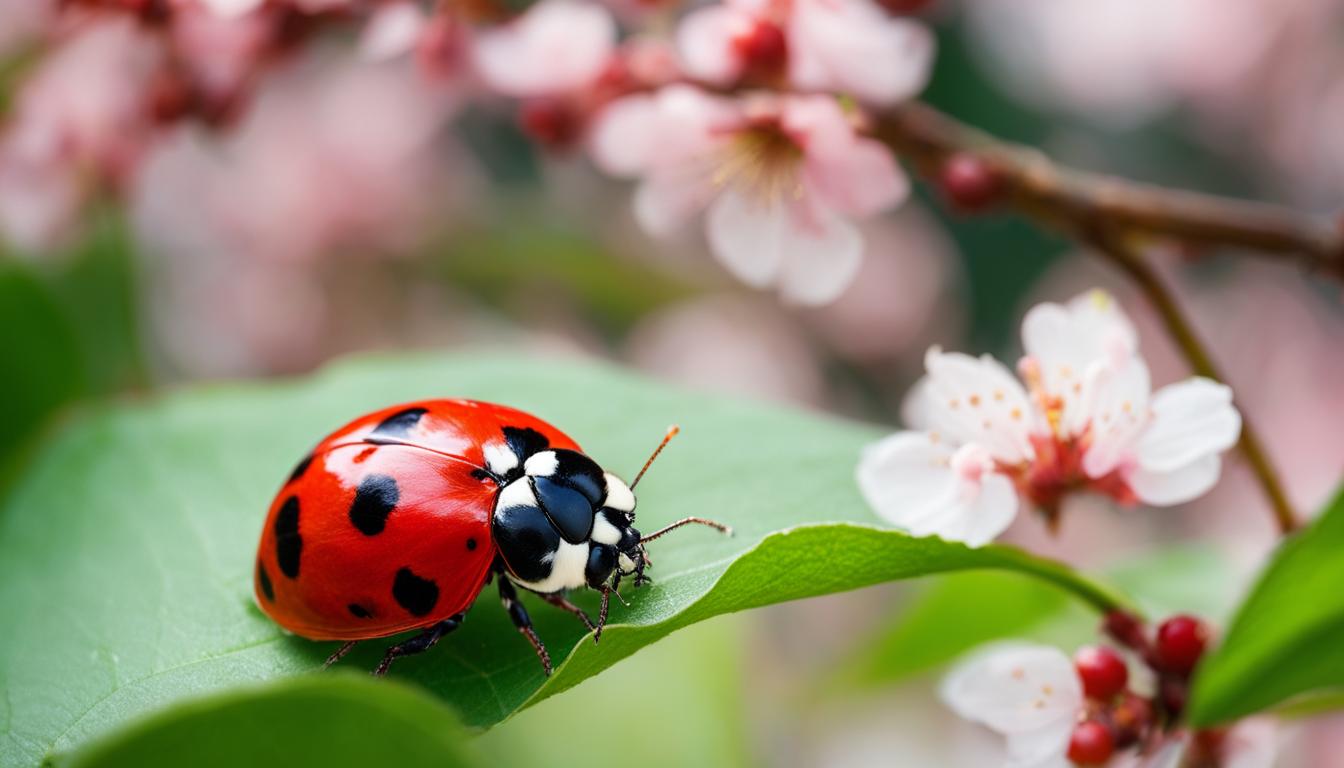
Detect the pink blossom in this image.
<box><xmin>472</xmin><ymin>0</ymin><xmax>617</xmax><ymax>97</ymax></box>
<box><xmin>0</xmin><ymin>18</ymin><xmax>162</xmax><ymax>252</ymax></box>
<box><xmin>166</xmin><ymin>2</ymin><xmax>280</xmax><ymax>118</ymax></box>
<box><xmin>676</xmin><ymin>0</ymin><xmax>934</xmax><ymax>105</ymax></box>
<box><xmin>590</xmin><ymin>85</ymin><xmax>908</xmax><ymax>305</ymax></box>
<box><xmin>133</xmin><ymin>55</ymin><xmax>456</xmax><ymax>265</ymax></box>
<box><xmin>858</xmin><ymin>290</ymin><xmax>1241</xmax><ymax>546</ymax></box>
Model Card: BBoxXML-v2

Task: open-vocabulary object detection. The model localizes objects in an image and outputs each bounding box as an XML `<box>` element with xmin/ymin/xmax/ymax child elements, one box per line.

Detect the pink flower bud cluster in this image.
<box><xmin>0</xmin><ymin>0</ymin><xmax>934</xmax><ymax>305</ymax></box>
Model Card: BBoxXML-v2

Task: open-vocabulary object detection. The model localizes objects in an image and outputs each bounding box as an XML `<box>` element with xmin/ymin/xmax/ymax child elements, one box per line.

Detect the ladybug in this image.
<box><xmin>253</xmin><ymin>399</ymin><xmax>729</xmax><ymax>676</ymax></box>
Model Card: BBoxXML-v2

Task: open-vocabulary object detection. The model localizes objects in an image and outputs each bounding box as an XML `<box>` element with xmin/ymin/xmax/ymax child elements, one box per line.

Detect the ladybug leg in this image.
<box><xmin>323</xmin><ymin>641</ymin><xmax>359</xmax><ymax>669</ymax></box>
<box><xmin>540</xmin><ymin>592</ymin><xmax>596</xmax><ymax>634</ymax></box>
<box><xmin>372</xmin><ymin>612</ymin><xmax>465</xmax><ymax>677</ymax></box>
<box><xmin>499</xmin><ymin>577</ymin><xmax>553</xmax><ymax>676</ymax></box>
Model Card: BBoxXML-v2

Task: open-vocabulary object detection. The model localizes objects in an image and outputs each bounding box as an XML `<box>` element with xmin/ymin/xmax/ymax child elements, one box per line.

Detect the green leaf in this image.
<box><xmin>0</xmin><ymin>353</ymin><xmax>1126</xmax><ymax>766</ymax></box>
<box><xmin>60</xmin><ymin>674</ymin><xmax>476</xmax><ymax>768</ymax></box>
<box><xmin>1188</xmin><ymin>488</ymin><xmax>1344</xmax><ymax>726</ymax></box>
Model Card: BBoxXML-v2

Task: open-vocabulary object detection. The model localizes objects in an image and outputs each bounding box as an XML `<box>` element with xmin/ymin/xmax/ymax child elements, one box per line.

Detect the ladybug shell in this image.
<box><xmin>253</xmin><ymin>400</ymin><xmax>582</xmax><ymax>640</ymax></box>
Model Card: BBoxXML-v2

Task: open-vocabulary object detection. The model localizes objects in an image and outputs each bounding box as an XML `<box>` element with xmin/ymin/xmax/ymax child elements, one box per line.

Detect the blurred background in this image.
<box><xmin>3</xmin><ymin>0</ymin><xmax>1344</xmax><ymax>764</ymax></box>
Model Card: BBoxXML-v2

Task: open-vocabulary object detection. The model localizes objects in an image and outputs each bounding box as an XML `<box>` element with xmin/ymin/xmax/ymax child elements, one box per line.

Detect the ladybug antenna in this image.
<box><xmin>630</xmin><ymin>425</ymin><xmax>680</xmax><ymax>489</ymax></box>
<box><xmin>639</xmin><ymin>516</ymin><xmax>733</xmax><ymax>544</ymax></box>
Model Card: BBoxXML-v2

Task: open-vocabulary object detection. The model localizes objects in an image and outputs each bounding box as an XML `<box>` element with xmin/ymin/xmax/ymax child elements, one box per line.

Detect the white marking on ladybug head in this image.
<box><xmin>618</xmin><ymin>552</ymin><xmax>636</xmax><ymax>574</ymax></box>
<box><xmin>524</xmin><ymin>450</ymin><xmax>559</xmax><ymax>477</ymax></box>
<box><xmin>603</xmin><ymin>473</ymin><xmax>635</xmax><ymax>513</ymax></box>
<box><xmin>496</xmin><ymin>477</ymin><xmax>537</xmax><ymax>512</ymax></box>
<box><xmin>511</xmin><ymin>539</ymin><xmax>589</xmax><ymax>593</ymax></box>
<box><xmin>591</xmin><ymin>512</ymin><xmax>623</xmax><ymax>546</ymax></box>
<box><xmin>484</xmin><ymin>442</ymin><xmax>519</xmax><ymax>477</ymax></box>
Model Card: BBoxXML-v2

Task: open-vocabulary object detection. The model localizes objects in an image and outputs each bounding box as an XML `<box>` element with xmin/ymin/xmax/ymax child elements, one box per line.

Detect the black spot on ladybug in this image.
<box><xmin>368</xmin><ymin>407</ymin><xmax>428</xmax><ymax>443</ymax></box>
<box><xmin>392</xmin><ymin>567</ymin><xmax>439</xmax><ymax>617</ymax></box>
<box><xmin>503</xmin><ymin>426</ymin><xmax>550</xmax><ymax>463</ymax></box>
<box><xmin>466</xmin><ymin>537</ymin><xmax>477</xmax><ymax>551</ymax></box>
<box><xmin>349</xmin><ymin>474</ymin><xmax>399</xmax><ymax>536</ymax></box>
<box><xmin>348</xmin><ymin>603</ymin><xmax>374</xmax><ymax>619</ymax></box>
<box><xmin>274</xmin><ymin>496</ymin><xmax>302</xmax><ymax>579</ymax></box>
<box><xmin>287</xmin><ymin>453</ymin><xmax>314</xmax><ymax>485</ymax></box>
<box><xmin>257</xmin><ymin>563</ymin><xmax>274</xmax><ymax>601</ymax></box>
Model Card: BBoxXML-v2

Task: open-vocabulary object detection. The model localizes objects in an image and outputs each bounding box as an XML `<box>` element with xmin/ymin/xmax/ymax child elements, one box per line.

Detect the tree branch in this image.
<box><xmin>1088</xmin><ymin>228</ymin><xmax>1299</xmax><ymax>535</ymax></box>
<box><xmin>872</xmin><ymin>102</ymin><xmax>1344</xmax><ymax>280</ymax></box>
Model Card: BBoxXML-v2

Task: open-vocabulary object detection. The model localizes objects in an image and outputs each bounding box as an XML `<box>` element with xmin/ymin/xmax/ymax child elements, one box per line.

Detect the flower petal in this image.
<box><xmin>941</xmin><ymin>643</ymin><xmax>1083</xmax><ymax>736</ymax></box>
<box><xmin>775</xmin><ymin>195</ymin><xmax>863</xmax><ymax>305</ymax></box>
<box><xmin>359</xmin><ymin>2</ymin><xmax>426</xmax><ymax>61</ymax></box>
<box><xmin>472</xmin><ymin>0</ymin><xmax>615</xmax><ymax>97</ymax></box>
<box><xmin>705</xmin><ymin>189</ymin><xmax>786</xmax><ymax>288</ymax></box>
<box><xmin>784</xmin><ymin>95</ymin><xmax>909</xmax><ymax>217</ymax></box>
<box><xmin>1135</xmin><ymin>377</ymin><xmax>1241</xmax><ymax>473</ymax></box>
<box><xmin>588</xmin><ymin>94</ymin><xmax>658</xmax><ymax>177</ymax></box>
<box><xmin>707</xmin><ymin>187</ymin><xmax>865</xmax><ymax>303</ymax></box>
<box><xmin>675</xmin><ymin>5</ymin><xmax>751</xmax><ymax>85</ymax></box>
<box><xmin>1128</xmin><ymin>454</ymin><xmax>1221</xmax><ymax>506</ymax></box>
<box><xmin>1004</xmin><ymin>722</ymin><xmax>1077</xmax><ymax>768</ymax></box>
<box><xmin>788</xmin><ymin>0</ymin><xmax>934</xmax><ymax>105</ymax></box>
<box><xmin>919</xmin><ymin>348</ymin><xmax>1037</xmax><ymax>465</ymax></box>
<box><xmin>1021</xmin><ymin>289</ymin><xmax>1138</xmax><ymax>437</ymax></box>
<box><xmin>1079</xmin><ymin>356</ymin><xmax>1151</xmax><ymax>478</ymax></box>
<box><xmin>857</xmin><ymin>432</ymin><xmax>1017</xmax><ymax>547</ymax></box>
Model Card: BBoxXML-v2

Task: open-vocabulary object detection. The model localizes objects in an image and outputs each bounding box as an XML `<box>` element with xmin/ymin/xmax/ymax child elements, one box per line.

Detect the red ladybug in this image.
<box><xmin>253</xmin><ymin>399</ymin><xmax>729</xmax><ymax>676</ymax></box>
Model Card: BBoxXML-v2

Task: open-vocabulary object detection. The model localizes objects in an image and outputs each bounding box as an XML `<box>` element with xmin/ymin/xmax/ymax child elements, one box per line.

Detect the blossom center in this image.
<box><xmin>1007</xmin><ymin>432</ymin><xmax>1136</xmax><ymax>525</ymax></box>
<box><xmin>713</xmin><ymin>118</ymin><xmax>804</xmax><ymax>205</ymax></box>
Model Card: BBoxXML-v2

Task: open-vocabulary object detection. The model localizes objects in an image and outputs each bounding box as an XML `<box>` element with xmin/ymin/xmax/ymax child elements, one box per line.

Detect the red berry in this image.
<box><xmin>939</xmin><ymin>153</ymin><xmax>1002</xmax><ymax>212</ymax></box>
<box><xmin>732</xmin><ymin>21</ymin><xmax>788</xmax><ymax>80</ymax></box>
<box><xmin>1067</xmin><ymin>721</ymin><xmax>1115</xmax><ymax>766</ymax></box>
<box><xmin>519</xmin><ymin>99</ymin><xmax>583</xmax><ymax>149</ymax></box>
<box><xmin>1074</xmin><ymin>646</ymin><xmax>1128</xmax><ymax>700</ymax></box>
<box><xmin>1154</xmin><ymin>615</ymin><xmax>1209</xmax><ymax>675</ymax></box>
<box><xmin>1102</xmin><ymin>610</ymin><xmax>1147</xmax><ymax>652</ymax></box>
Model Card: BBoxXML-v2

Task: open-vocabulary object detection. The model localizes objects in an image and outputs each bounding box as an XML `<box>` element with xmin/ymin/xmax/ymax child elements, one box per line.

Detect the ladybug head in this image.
<box><xmin>490</xmin><ymin>427</ymin><xmax>729</xmax><ymax>596</ymax></box>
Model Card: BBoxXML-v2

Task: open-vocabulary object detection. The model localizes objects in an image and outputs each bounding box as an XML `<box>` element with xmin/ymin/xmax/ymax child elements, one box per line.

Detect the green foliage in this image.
<box><xmin>0</xmin><ymin>263</ymin><xmax>85</xmax><ymax>471</ymax></box>
<box><xmin>1188</xmin><ymin>488</ymin><xmax>1344</xmax><ymax>726</ymax></box>
<box><xmin>478</xmin><ymin>616</ymin><xmax>752</xmax><ymax>768</ymax></box>
<box><xmin>829</xmin><ymin>546</ymin><xmax>1234</xmax><ymax>694</ymax></box>
<box><xmin>59</xmin><ymin>674</ymin><xmax>476</xmax><ymax>768</ymax></box>
<box><xmin>0</xmin><ymin>353</ymin><xmax>1126</xmax><ymax>766</ymax></box>
<box><xmin>0</xmin><ymin>215</ymin><xmax>146</xmax><ymax>488</ymax></box>
<box><xmin>829</xmin><ymin>571</ymin><xmax>1071</xmax><ymax>691</ymax></box>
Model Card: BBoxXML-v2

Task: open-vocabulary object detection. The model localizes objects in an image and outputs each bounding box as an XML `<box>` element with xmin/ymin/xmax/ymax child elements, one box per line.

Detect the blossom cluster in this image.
<box><xmin>0</xmin><ymin>0</ymin><xmax>933</xmax><ymax>305</ymax></box>
<box><xmin>858</xmin><ymin>289</ymin><xmax>1242</xmax><ymax>546</ymax></box>
<box><xmin>943</xmin><ymin>614</ymin><xmax>1276</xmax><ymax>767</ymax></box>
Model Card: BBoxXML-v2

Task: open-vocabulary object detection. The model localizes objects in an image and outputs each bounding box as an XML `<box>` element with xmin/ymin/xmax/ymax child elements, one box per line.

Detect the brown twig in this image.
<box><xmin>871</xmin><ymin>102</ymin><xmax>1344</xmax><ymax>280</ymax></box>
<box><xmin>872</xmin><ymin>101</ymin><xmax>1306</xmax><ymax>535</ymax></box>
<box><xmin>1089</xmin><ymin>228</ymin><xmax>1299</xmax><ymax>535</ymax></box>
